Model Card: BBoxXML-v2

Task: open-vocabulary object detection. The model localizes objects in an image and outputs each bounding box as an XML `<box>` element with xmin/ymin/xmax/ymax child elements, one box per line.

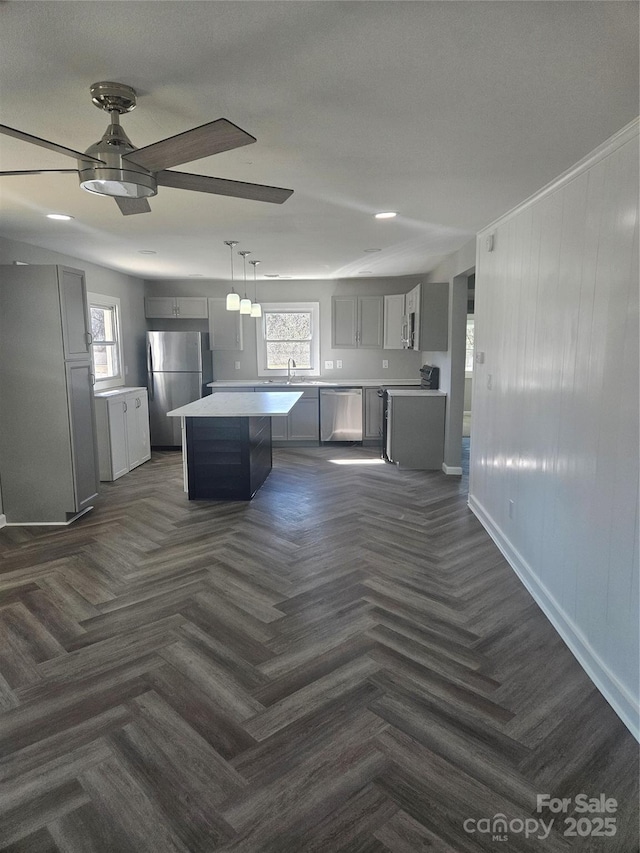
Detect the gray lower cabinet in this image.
<box><xmin>364</xmin><ymin>385</ymin><xmax>422</xmax><ymax>441</ymax></box>
<box><xmin>94</xmin><ymin>388</ymin><xmax>151</xmax><ymax>481</ymax></box>
<box><xmin>364</xmin><ymin>388</ymin><xmax>384</xmax><ymax>439</ymax></box>
<box><xmin>386</xmin><ymin>392</ymin><xmax>446</xmax><ymax>469</ymax></box>
<box><xmin>263</xmin><ymin>387</ymin><xmax>320</xmax><ymax>441</ymax></box>
<box><xmin>208</xmin><ymin>298</ymin><xmax>243</xmax><ymax>350</ymax></box>
<box><xmin>0</xmin><ymin>264</ymin><xmax>99</xmax><ymax>524</ymax></box>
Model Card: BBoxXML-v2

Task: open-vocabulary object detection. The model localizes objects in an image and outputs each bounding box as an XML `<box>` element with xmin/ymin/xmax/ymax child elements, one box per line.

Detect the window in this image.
<box><xmin>465</xmin><ymin>316</ymin><xmax>475</xmax><ymax>374</ymax></box>
<box><xmin>256</xmin><ymin>302</ymin><xmax>320</xmax><ymax>377</ymax></box>
<box><xmin>88</xmin><ymin>292</ymin><xmax>124</xmax><ymax>390</ymax></box>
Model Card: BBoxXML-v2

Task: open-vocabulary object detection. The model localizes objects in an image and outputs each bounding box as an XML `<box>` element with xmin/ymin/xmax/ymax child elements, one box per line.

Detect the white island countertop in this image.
<box><xmin>166</xmin><ymin>391</ymin><xmax>303</xmax><ymax>419</ymax></box>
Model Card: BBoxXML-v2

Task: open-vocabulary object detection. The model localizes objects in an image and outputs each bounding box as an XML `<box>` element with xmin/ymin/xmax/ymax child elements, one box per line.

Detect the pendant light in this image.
<box><xmin>224</xmin><ymin>240</ymin><xmax>240</xmax><ymax>310</ymax></box>
<box><xmin>249</xmin><ymin>259</ymin><xmax>262</xmax><ymax>317</ymax></box>
<box><xmin>238</xmin><ymin>250</ymin><xmax>252</xmax><ymax>314</ymax></box>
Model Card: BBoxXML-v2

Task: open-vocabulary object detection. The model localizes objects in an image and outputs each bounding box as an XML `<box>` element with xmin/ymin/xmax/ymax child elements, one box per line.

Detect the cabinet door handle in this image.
<box><xmin>86</xmin><ymin>332</ymin><xmax>93</xmax><ymax>347</ymax></box>
<box><xmin>123</xmin><ymin>401</ymin><xmax>128</xmax><ymax>413</ymax></box>
<box><xmin>90</xmin><ymin>372</ymin><xmax>96</xmax><ymax>386</ymax></box>
<box><xmin>136</xmin><ymin>397</ymin><xmax>141</xmax><ymax>408</ymax></box>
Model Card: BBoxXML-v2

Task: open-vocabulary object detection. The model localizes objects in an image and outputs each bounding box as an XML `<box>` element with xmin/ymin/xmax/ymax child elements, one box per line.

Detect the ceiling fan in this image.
<box><xmin>0</xmin><ymin>81</ymin><xmax>294</xmax><ymax>215</ymax></box>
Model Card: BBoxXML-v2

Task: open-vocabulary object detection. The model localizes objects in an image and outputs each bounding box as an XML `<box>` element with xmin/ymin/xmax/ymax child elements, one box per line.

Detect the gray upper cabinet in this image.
<box><xmin>412</xmin><ymin>282</ymin><xmax>449</xmax><ymax>351</ymax></box>
<box><xmin>383</xmin><ymin>293</ymin><xmax>406</xmax><ymax>350</ymax></box>
<box><xmin>331</xmin><ymin>295</ymin><xmax>383</xmax><ymax>348</ymax></box>
<box><xmin>59</xmin><ymin>267</ymin><xmax>91</xmax><ymax>359</ymax></box>
<box><xmin>0</xmin><ymin>264</ymin><xmax>99</xmax><ymax>524</ymax></box>
<box><xmin>145</xmin><ymin>296</ymin><xmax>208</xmax><ymax>319</ymax></box>
<box><xmin>208</xmin><ymin>298</ymin><xmax>243</xmax><ymax>350</ymax></box>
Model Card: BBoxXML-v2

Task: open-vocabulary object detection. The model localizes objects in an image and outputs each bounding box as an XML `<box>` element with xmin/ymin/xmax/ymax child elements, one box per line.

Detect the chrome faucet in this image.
<box><xmin>287</xmin><ymin>358</ymin><xmax>296</xmax><ymax>381</ymax></box>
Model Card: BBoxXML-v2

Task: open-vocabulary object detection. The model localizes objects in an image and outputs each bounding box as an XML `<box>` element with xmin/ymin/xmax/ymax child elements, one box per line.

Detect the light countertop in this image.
<box><xmin>207</xmin><ymin>379</ymin><xmax>422</xmax><ymax>389</ymax></box>
<box><xmin>385</xmin><ymin>389</ymin><xmax>446</xmax><ymax>397</ymax></box>
<box><xmin>166</xmin><ymin>391</ymin><xmax>303</xmax><ymax>418</ymax></box>
<box><xmin>94</xmin><ymin>386</ymin><xmax>147</xmax><ymax>398</ymax></box>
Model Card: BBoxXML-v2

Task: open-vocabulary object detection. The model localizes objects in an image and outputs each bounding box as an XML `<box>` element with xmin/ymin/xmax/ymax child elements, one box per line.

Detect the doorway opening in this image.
<box><xmin>462</xmin><ymin>273</ymin><xmax>474</xmax><ymax>477</ymax></box>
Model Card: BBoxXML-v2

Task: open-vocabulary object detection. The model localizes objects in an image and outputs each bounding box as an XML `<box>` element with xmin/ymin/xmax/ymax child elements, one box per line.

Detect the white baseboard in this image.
<box><xmin>0</xmin><ymin>514</ymin><xmax>5</xmax><ymax>529</ymax></box>
<box><xmin>442</xmin><ymin>463</ymin><xmax>462</xmax><ymax>475</ymax></box>
<box><xmin>468</xmin><ymin>493</ymin><xmax>639</xmax><ymax>742</ymax></box>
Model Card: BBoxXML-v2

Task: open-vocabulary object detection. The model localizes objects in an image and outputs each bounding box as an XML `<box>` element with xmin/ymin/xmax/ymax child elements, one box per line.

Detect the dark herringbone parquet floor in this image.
<box><xmin>0</xmin><ymin>446</ymin><xmax>637</xmax><ymax>852</ymax></box>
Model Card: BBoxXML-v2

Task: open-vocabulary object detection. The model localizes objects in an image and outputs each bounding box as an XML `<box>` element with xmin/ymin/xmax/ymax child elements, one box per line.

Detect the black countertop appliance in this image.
<box><xmin>420</xmin><ymin>364</ymin><xmax>440</xmax><ymax>389</ymax></box>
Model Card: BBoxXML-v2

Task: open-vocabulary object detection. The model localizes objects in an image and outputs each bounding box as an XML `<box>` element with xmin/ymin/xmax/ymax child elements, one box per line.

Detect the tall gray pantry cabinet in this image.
<box><xmin>0</xmin><ymin>265</ymin><xmax>99</xmax><ymax>524</ymax></box>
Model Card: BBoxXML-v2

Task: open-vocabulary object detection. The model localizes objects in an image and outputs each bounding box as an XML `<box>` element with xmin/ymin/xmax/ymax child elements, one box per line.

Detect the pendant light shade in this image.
<box><xmin>238</xmin><ymin>250</ymin><xmax>252</xmax><ymax>314</ymax></box>
<box><xmin>249</xmin><ymin>259</ymin><xmax>262</xmax><ymax>317</ymax></box>
<box><xmin>224</xmin><ymin>240</ymin><xmax>240</xmax><ymax>311</ymax></box>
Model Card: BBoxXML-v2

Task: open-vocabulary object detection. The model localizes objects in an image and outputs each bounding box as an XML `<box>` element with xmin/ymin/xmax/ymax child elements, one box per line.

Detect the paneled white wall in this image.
<box><xmin>470</xmin><ymin>120</ymin><xmax>639</xmax><ymax>738</ymax></box>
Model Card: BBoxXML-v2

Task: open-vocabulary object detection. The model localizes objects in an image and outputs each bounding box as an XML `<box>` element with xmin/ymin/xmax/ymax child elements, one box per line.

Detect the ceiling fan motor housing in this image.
<box><xmin>78</xmin><ymin>130</ymin><xmax>157</xmax><ymax>198</ymax></box>
<box><xmin>79</xmin><ymin>81</ymin><xmax>156</xmax><ymax>198</ymax></box>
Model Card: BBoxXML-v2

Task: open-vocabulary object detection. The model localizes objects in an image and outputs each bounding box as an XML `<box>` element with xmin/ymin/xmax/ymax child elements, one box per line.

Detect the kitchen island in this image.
<box><xmin>167</xmin><ymin>391</ymin><xmax>303</xmax><ymax>500</ymax></box>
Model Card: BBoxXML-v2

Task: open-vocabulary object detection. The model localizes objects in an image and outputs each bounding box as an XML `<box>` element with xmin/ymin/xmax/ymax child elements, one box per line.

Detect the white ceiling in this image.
<box><xmin>0</xmin><ymin>1</ymin><xmax>637</xmax><ymax>281</ymax></box>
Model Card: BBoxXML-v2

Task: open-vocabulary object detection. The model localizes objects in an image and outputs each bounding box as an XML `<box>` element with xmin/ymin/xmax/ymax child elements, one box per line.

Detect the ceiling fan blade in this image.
<box><xmin>123</xmin><ymin>119</ymin><xmax>256</xmax><ymax>172</ymax></box>
<box><xmin>0</xmin><ymin>125</ymin><xmax>105</xmax><ymax>165</ymax></box>
<box><xmin>0</xmin><ymin>169</ymin><xmax>79</xmax><ymax>176</ymax></box>
<box><xmin>156</xmin><ymin>170</ymin><xmax>294</xmax><ymax>204</ymax></box>
<box><xmin>114</xmin><ymin>196</ymin><xmax>152</xmax><ymax>216</ymax></box>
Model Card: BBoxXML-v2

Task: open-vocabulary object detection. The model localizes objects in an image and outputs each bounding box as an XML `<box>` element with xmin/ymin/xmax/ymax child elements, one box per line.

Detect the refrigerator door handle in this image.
<box><xmin>148</xmin><ymin>370</ymin><xmax>154</xmax><ymax>401</ymax></box>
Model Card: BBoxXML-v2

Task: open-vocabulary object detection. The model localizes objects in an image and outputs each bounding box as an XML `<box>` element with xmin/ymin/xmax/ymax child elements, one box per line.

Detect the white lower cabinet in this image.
<box><xmin>95</xmin><ymin>388</ymin><xmax>151</xmax><ymax>481</ymax></box>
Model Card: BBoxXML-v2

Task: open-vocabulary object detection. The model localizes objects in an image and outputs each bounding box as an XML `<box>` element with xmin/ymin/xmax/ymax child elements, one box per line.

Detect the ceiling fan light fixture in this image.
<box><xmin>249</xmin><ymin>259</ymin><xmax>261</xmax><ymax>317</ymax></box>
<box><xmin>80</xmin><ymin>177</ymin><xmax>155</xmax><ymax>198</ymax></box>
<box><xmin>224</xmin><ymin>240</ymin><xmax>240</xmax><ymax>311</ymax></box>
<box><xmin>238</xmin><ymin>250</ymin><xmax>252</xmax><ymax>315</ymax></box>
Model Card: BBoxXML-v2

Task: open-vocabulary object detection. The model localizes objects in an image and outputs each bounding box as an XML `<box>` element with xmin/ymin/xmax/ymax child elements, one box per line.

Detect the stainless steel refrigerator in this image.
<box><xmin>147</xmin><ymin>331</ymin><xmax>213</xmax><ymax>447</ymax></box>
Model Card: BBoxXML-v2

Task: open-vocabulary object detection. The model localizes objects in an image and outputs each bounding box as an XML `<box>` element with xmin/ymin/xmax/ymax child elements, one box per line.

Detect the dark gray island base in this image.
<box><xmin>166</xmin><ymin>392</ymin><xmax>303</xmax><ymax>502</ymax></box>
<box><xmin>185</xmin><ymin>415</ymin><xmax>272</xmax><ymax>500</ymax></box>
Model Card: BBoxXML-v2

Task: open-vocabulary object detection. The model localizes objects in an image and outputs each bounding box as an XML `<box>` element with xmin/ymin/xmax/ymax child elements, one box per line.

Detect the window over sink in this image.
<box><xmin>256</xmin><ymin>302</ymin><xmax>320</xmax><ymax>377</ymax></box>
<box><xmin>88</xmin><ymin>292</ymin><xmax>124</xmax><ymax>390</ymax></box>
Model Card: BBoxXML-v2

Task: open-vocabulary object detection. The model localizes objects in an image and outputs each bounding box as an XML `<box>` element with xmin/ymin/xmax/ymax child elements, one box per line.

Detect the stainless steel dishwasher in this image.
<box><xmin>320</xmin><ymin>388</ymin><xmax>363</xmax><ymax>441</ymax></box>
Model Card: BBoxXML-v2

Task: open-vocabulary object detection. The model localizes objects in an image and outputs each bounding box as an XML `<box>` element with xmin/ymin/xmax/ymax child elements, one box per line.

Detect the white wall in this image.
<box><xmin>145</xmin><ymin>275</ymin><xmax>424</xmax><ymax>381</ymax></box>
<box><xmin>0</xmin><ymin>237</ymin><xmax>148</xmax><ymax>387</ymax></box>
<box><xmin>469</xmin><ymin>120</ymin><xmax>639</xmax><ymax>737</ymax></box>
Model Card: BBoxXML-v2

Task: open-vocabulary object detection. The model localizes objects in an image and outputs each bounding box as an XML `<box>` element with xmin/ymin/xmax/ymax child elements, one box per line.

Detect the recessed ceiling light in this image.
<box><xmin>45</xmin><ymin>213</ymin><xmax>74</xmax><ymax>221</ymax></box>
<box><xmin>374</xmin><ymin>211</ymin><xmax>397</xmax><ymax>220</ymax></box>
<box><xmin>264</xmin><ymin>274</ymin><xmax>279</xmax><ymax>278</ymax></box>
<box><xmin>358</xmin><ymin>271</ymin><xmax>374</xmax><ymax>275</ymax></box>
<box><xmin>138</xmin><ymin>250</ymin><xmax>157</xmax><ymax>255</ymax></box>
<box><xmin>363</xmin><ymin>248</ymin><xmax>381</xmax><ymax>253</ymax></box>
